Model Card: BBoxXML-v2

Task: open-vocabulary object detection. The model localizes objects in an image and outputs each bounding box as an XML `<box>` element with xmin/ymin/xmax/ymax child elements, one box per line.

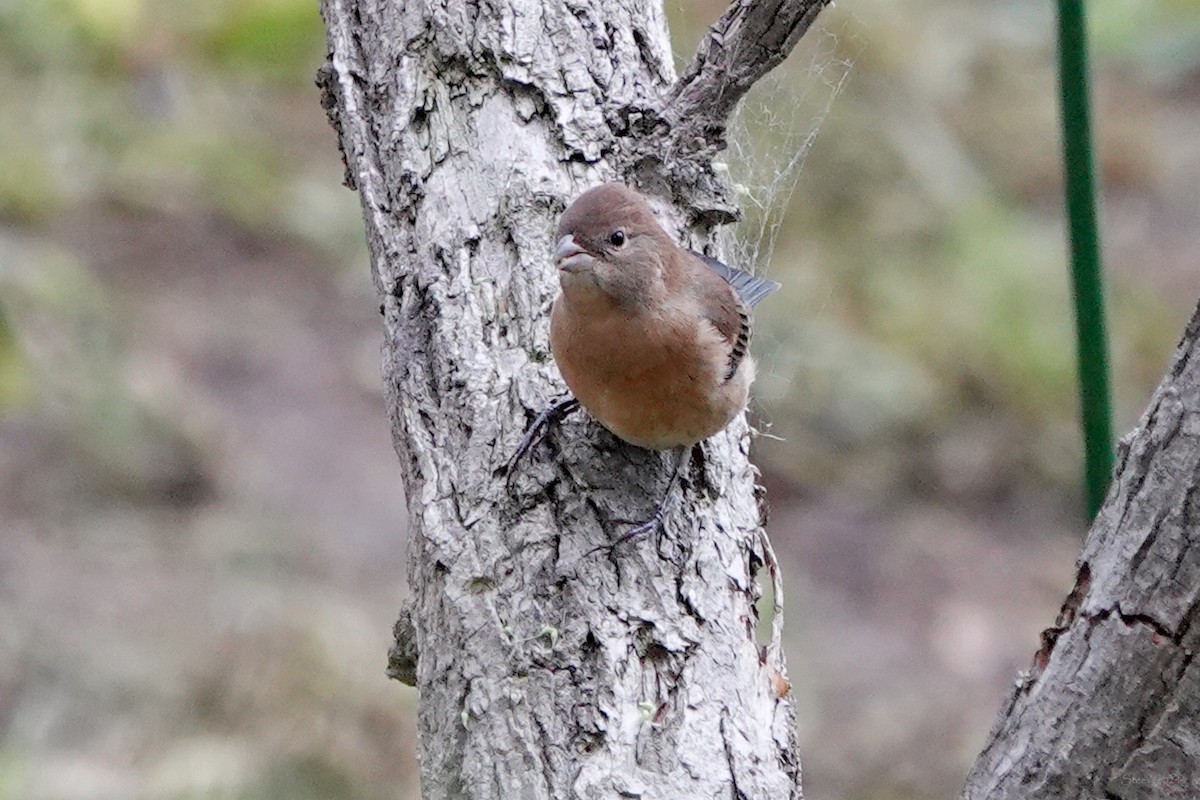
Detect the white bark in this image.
<box><xmin>317</xmin><ymin>2</ymin><xmax>829</xmax><ymax>798</ymax></box>
<box><xmin>960</xmin><ymin>303</ymin><xmax>1200</xmax><ymax>799</ymax></box>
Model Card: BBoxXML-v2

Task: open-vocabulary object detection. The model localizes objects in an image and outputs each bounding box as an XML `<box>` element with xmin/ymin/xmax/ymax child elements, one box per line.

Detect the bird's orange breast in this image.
<box><xmin>549</xmin><ymin>296</ymin><xmax>750</xmax><ymax>450</ymax></box>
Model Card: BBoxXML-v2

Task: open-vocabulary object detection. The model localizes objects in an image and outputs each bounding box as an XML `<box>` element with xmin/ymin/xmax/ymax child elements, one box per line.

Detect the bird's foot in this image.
<box><xmin>614</xmin><ymin>511</ymin><xmax>666</xmax><ymax>546</ymax></box>
<box><xmin>585</xmin><ymin>505</ymin><xmax>672</xmax><ymax>560</ymax></box>
<box><xmin>504</xmin><ymin>395</ymin><xmax>580</xmax><ymax>487</ymax></box>
<box><xmin>587</xmin><ymin>444</ymin><xmax>692</xmax><ymax>556</ymax></box>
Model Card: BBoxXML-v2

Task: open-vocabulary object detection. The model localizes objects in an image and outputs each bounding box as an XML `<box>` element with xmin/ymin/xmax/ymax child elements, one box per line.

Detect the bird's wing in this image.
<box><xmin>689</xmin><ymin>251</ymin><xmax>781</xmax><ymax>307</ymax></box>
<box><xmin>687</xmin><ymin>252</ymin><xmax>756</xmax><ymax>383</ymax></box>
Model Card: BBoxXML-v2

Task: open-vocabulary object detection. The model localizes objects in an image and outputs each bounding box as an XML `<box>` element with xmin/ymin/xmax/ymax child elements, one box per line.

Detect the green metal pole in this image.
<box><xmin>1056</xmin><ymin>0</ymin><xmax>1114</xmax><ymax>519</ymax></box>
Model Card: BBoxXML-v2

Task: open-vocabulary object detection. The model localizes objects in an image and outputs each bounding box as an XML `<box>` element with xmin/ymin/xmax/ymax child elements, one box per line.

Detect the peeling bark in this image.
<box><xmin>317</xmin><ymin>1</ymin><xmax>829</xmax><ymax>798</ymax></box>
<box><xmin>961</xmin><ymin>303</ymin><xmax>1200</xmax><ymax>800</ymax></box>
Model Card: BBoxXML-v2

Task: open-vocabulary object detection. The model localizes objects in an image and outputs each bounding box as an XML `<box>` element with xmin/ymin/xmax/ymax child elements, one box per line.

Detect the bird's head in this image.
<box><xmin>553</xmin><ymin>183</ymin><xmax>672</xmax><ymax>310</ymax></box>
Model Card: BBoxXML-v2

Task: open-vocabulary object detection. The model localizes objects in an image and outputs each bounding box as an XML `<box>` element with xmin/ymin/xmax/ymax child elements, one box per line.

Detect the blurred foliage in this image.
<box><xmin>0</xmin><ymin>300</ymin><xmax>35</xmax><ymax>409</ymax></box>
<box><xmin>0</xmin><ymin>0</ymin><xmax>324</xmax><ymax>78</ymax></box>
<box><xmin>0</xmin><ymin>0</ymin><xmax>360</xmax><ymax>509</ymax></box>
<box><xmin>198</xmin><ymin>0</ymin><xmax>328</xmax><ymax>80</ymax></box>
<box><xmin>0</xmin><ymin>0</ymin><xmax>349</xmax><ymax>242</ymax></box>
<box><xmin>1092</xmin><ymin>0</ymin><xmax>1200</xmax><ymax>77</ymax></box>
<box><xmin>673</xmin><ymin>0</ymin><xmax>1195</xmax><ymax>501</ymax></box>
<box><xmin>0</xmin><ymin>238</ymin><xmax>211</xmax><ymax>508</ymax></box>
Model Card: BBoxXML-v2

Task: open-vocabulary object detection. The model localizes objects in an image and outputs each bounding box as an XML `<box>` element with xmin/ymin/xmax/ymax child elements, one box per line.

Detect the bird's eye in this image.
<box><xmin>609</xmin><ymin>229</ymin><xmax>626</xmax><ymax>247</ymax></box>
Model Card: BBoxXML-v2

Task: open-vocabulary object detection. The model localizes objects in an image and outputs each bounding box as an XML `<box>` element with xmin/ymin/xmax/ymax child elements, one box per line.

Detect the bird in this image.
<box><xmin>508</xmin><ymin>182</ymin><xmax>780</xmax><ymax>539</ymax></box>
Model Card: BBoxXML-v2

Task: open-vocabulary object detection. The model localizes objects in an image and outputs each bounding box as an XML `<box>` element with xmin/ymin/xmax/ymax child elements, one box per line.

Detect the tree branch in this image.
<box><xmin>668</xmin><ymin>0</ymin><xmax>831</xmax><ymax>136</ymax></box>
<box><xmin>623</xmin><ymin>0</ymin><xmax>832</xmax><ymax>226</ymax></box>
<box><xmin>960</xmin><ymin>302</ymin><xmax>1200</xmax><ymax>799</ymax></box>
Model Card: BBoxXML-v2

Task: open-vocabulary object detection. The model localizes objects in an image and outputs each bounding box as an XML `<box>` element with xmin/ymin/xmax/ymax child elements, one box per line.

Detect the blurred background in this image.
<box><xmin>1</xmin><ymin>0</ymin><xmax>1197</xmax><ymax>798</ymax></box>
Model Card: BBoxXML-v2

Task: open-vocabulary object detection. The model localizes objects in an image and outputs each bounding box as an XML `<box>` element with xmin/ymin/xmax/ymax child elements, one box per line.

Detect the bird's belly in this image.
<box><xmin>550</xmin><ymin>306</ymin><xmax>750</xmax><ymax>450</ymax></box>
<box><xmin>584</xmin><ymin>369</ymin><xmax>743</xmax><ymax>449</ymax></box>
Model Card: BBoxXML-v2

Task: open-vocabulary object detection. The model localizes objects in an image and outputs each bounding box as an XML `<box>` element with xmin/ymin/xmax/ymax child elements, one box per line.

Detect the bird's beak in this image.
<box><xmin>554</xmin><ymin>235</ymin><xmax>589</xmax><ymax>273</ymax></box>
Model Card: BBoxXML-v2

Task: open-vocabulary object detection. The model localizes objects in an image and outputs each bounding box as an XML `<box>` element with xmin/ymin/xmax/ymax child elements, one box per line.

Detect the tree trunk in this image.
<box><xmin>960</xmin><ymin>302</ymin><xmax>1200</xmax><ymax>799</ymax></box>
<box><xmin>317</xmin><ymin>1</ymin><xmax>830</xmax><ymax>798</ymax></box>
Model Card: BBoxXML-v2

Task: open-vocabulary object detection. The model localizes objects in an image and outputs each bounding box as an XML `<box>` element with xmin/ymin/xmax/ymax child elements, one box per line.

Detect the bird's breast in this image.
<box><xmin>549</xmin><ymin>296</ymin><xmax>751</xmax><ymax>449</ymax></box>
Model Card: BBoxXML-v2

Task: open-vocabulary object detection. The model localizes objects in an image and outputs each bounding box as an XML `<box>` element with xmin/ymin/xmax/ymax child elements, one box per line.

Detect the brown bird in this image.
<box><xmin>510</xmin><ymin>183</ymin><xmax>779</xmax><ymax>537</ymax></box>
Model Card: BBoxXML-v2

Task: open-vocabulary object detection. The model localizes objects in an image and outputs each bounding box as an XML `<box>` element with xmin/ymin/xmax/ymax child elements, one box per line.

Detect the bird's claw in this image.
<box><xmin>504</xmin><ymin>396</ymin><xmax>581</xmax><ymax>488</ymax></box>
<box><xmin>583</xmin><ymin>512</ymin><xmax>664</xmax><ymax>559</ymax></box>
<box><xmin>586</xmin><ymin>444</ymin><xmax>692</xmax><ymax>556</ymax></box>
<box><xmin>613</xmin><ymin>512</ymin><xmax>665</xmax><ymax>545</ymax></box>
